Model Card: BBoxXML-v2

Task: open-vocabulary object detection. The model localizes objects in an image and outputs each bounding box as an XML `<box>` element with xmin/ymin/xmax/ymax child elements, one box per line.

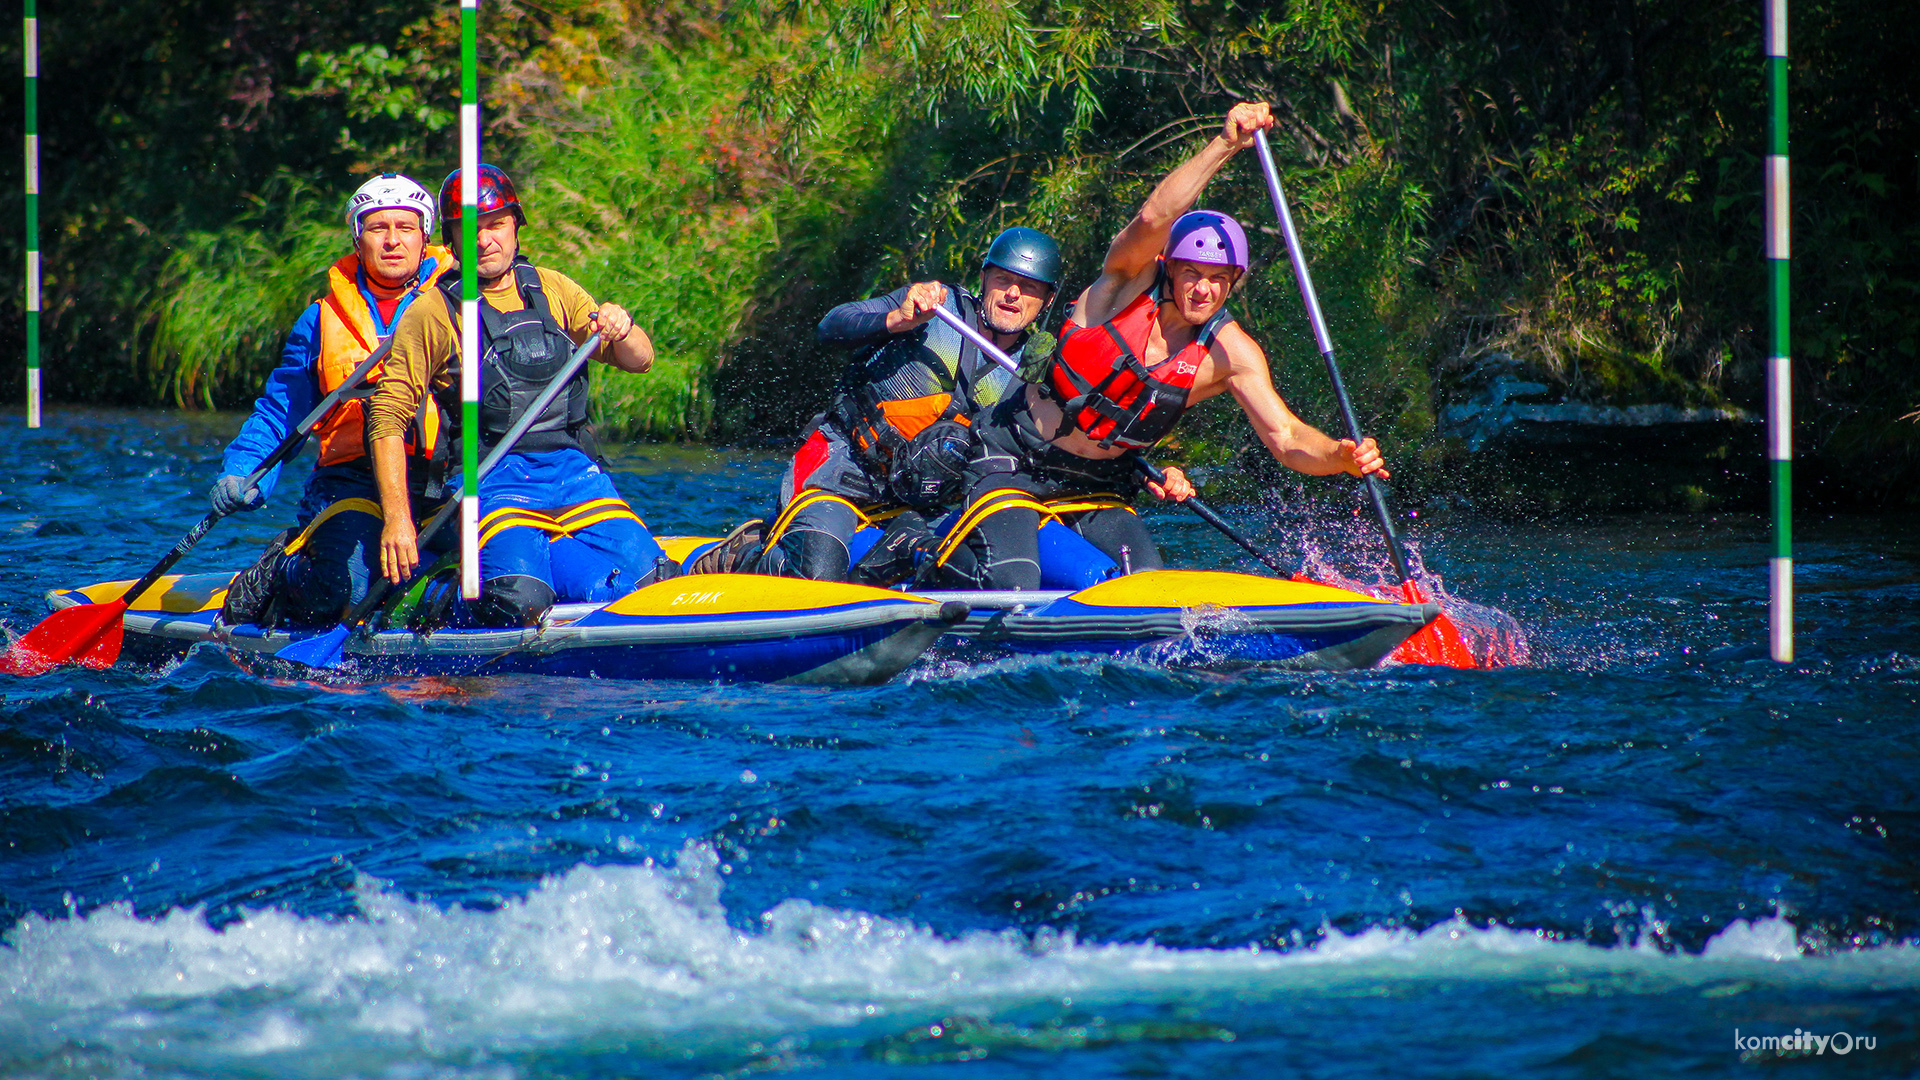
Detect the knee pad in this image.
<box><xmin>469</xmin><ymin>574</ymin><xmax>555</xmax><ymax>628</ymax></box>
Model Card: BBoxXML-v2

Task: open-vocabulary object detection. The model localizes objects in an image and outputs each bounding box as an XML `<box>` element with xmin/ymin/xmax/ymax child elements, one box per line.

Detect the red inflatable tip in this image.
<box><xmin>1388</xmin><ymin>580</ymin><xmax>1480</xmax><ymax>668</ymax></box>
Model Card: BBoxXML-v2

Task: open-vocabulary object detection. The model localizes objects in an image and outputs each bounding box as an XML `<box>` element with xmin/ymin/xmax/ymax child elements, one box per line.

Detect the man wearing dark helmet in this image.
<box><xmin>688</xmin><ymin>226</ymin><xmax>1064</xmax><ymax>584</ymax></box>
<box><xmin>922</xmin><ymin>103</ymin><xmax>1388</xmax><ymax>591</ymax></box>
<box><xmin>364</xmin><ymin>164</ymin><xmax>666</xmax><ymax>628</ymax></box>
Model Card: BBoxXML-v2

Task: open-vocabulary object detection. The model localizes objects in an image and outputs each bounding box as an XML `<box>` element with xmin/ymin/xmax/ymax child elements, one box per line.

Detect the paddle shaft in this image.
<box><xmin>1252</xmin><ymin>130</ymin><xmax>1412</xmax><ymax>584</ymax></box>
<box><xmin>115</xmin><ymin>339</ymin><xmax>400</xmax><ymax>611</ymax></box>
<box><xmin>338</xmin><ymin>332</ymin><xmax>603</xmax><ymax>631</ymax></box>
<box><xmin>927</xmin><ymin>305</ymin><xmax>1291</xmax><ymax>577</ymax></box>
<box><xmin>1127</xmin><ymin>456</ymin><xmax>1291</xmax><ymax>576</ymax></box>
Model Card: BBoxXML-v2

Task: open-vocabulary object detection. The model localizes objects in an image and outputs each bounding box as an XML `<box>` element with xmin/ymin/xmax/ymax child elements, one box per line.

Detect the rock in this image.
<box><xmin>1437</xmin><ymin>351</ymin><xmax>1752</xmax><ymax>451</ymax></box>
<box><xmin>1439</xmin><ymin>400</ymin><xmax>1755</xmax><ymax>452</ymax></box>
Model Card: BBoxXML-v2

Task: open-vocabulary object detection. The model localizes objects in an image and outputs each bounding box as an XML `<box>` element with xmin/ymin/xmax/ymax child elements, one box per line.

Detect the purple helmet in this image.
<box><xmin>1165</xmin><ymin>210</ymin><xmax>1250</xmax><ymax>272</ymax></box>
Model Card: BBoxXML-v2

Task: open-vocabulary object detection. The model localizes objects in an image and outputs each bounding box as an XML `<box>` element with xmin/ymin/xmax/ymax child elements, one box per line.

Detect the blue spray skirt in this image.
<box><xmin>44</xmin><ymin>573</ymin><xmax>964</xmax><ymax>685</ymax></box>
<box><xmin>917</xmin><ymin>570</ymin><xmax>1439</xmax><ymax>670</ymax></box>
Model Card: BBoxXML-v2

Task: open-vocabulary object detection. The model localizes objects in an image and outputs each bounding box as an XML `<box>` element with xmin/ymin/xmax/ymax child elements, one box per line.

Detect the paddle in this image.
<box><xmin>1126</xmin><ymin>456</ymin><xmax>1291</xmax><ymax>576</ymax></box>
<box><xmin>1251</xmin><ymin>129</ymin><xmax>1476</xmax><ymax>667</ymax></box>
<box><xmin>0</xmin><ymin>340</ymin><xmax>400</xmax><ymax>677</ymax></box>
<box><xmin>926</xmin><ymin>304</ymin><xmax>1294</xmax><ymax>577</ymax></box>
<box><xmin>274</xmin><ymin>332</ymin><xmax>603</xmax><ymax>669</ymax></box>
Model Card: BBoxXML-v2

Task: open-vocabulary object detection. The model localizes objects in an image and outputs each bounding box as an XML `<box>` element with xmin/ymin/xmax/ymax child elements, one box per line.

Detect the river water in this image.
<box><xmin>1</xmin><ymin>409</ymin><xmax>1916</xmax><ymax>1079</ymax></box>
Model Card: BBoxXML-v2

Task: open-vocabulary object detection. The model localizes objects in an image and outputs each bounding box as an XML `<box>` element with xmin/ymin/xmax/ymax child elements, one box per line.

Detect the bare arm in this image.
<box><xmin>592</xmin><ymin>303</ymin><xmax>653</xmax><ymax>373</ymax></box>
<box><xmin>1204</xmin><ymin>325</ymin><xmax>1388</xmax><ymax>479</ymax></box>
<box><xmin>1074</xmin><ymin>102</ymin><xmax>1275</xmax><ymax>327</ymax></box>
<box><xmin>373</xmin><ymin>435</ymin><xmax>419</xmax><ymax>584</ymax></box>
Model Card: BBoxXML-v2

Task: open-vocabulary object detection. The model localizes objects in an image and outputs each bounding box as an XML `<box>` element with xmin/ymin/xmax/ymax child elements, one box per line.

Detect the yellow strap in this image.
<box><xmin>477</xmin><ymin>499</ymin><xmax>644</xmax><ymax>549</ymax></box>
<box><xmin>283</xmin><ymin>498</ymin><xmax>383</xmax><ymax>556</ymax></box>
<box><xmin>932</xmin><ymin>488</ymin><xmax>1057</xmax><ymax>567</ymax></box>
<box><xmin>544</xmin><ymin>506</ymin><xmax>644</xmax><ymax>539</ymax></box>
<box><xmin>478</xmin><ymin>508</ymin><xmax>562</xmax><ymax>549</ymax></box>
<box><xmin>763</xmin><ymin>489</ymin><xmax>875</xmax><ymax>549</ymax></box>
<box><xmin>1043</xmin><ymin>493</ymin><xmax>1135</xmax><ymax>516</ymax></box>
<box><xmin>549</xmin><ymin>497</ymin><xmax>636</xmax><ymax>528</ymax></box>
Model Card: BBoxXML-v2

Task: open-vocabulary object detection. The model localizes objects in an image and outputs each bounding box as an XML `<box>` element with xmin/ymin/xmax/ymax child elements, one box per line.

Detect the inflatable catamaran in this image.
<box><xmin>43</xmin><ymin>545</ymin><xmax>1437</xmax><ymax>682</ymax></box>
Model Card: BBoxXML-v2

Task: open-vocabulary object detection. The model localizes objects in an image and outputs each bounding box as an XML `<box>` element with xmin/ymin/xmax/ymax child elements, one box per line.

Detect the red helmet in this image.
<box><xmin>437</xmin><ymin>164</ymin><xmax>525</xmax><ymax>245</ymax></box>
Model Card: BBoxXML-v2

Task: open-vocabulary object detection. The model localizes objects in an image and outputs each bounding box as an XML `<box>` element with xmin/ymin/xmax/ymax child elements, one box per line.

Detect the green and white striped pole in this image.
<box><xmin>1765</xmin><ymin>0</ymin><xmax>1792</xmax><ymax>662</ymax></box>
<box><xmin>459</xmin><ymin>0</ymin><xmax>480</xmax><ymax>599</ymax></box>
<box><xmin>23</xmin><ymin>0</ymin><xmax>40</xmax><ymax>428</ymax></box>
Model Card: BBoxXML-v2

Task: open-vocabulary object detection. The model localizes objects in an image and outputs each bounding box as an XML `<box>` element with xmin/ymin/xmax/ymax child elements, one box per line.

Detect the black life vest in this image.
<box><xmin>1048</xmin><ymin>287</ymin><xmax>1233</xmax><ymax>450</ymax></box>
<box><xmin>829</xmin><ymin>287</ymin><xmax>1011</xmax><ymax>468</ymax></box>
<box><xmin>436</xmin><ymin>257</ymin><xmax>596</xmax><ymax>458</ymax></box>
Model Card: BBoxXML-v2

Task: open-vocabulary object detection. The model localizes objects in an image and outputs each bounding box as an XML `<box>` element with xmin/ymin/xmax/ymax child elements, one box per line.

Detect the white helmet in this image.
<box><xmin>345</xmin><ymin>173</ymin><xmax>436</xmax><ymax>239</ymax></box>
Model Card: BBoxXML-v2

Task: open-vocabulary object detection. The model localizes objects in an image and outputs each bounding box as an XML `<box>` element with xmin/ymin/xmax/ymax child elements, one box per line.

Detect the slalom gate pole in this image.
<box><xmin>24</xmin><ymin>0</ymin><xmax>40</xmax><ymax>428</ymax></box>
<box><xmin>459</xmin><ymin>0</ymin><xmax>481</xmax><ymax>600</ymax></box>
<box><xmin>1765</xmin><ymin>0</ymin><xmax>1793</xmax><ymax>662</ymax></box>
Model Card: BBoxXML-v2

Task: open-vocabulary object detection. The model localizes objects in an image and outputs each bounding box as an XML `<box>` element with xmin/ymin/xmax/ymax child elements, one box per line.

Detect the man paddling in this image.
<box><xmin>692</xmin><ymin>228</ymin><xmax>1063</xmax><ymax>583</ymax></box>
<box><xmin>364</xmin><ymin>164</ymin><xmax>664</xmax><ymax>627</ymax></box>
<box><xmin>212</xmin><ymin>174</ymin><xmax>454</xmax><ymax>626</ymax></box>
<box><xmin>922</xmin><ymin>102</ymin><xmax>1387</xmax><ymax>590</ymax></box>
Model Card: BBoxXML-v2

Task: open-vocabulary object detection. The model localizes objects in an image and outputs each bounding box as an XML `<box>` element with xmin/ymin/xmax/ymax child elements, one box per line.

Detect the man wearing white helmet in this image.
<box><xmin>923</xmin><ymin>103</ymin><xmax>1388</xmax><ymax>590</ymax></box>
<box><xmin>212</xmin><ymin>173</ymin><xmax>455</xmax><ymax>626</ymax></box>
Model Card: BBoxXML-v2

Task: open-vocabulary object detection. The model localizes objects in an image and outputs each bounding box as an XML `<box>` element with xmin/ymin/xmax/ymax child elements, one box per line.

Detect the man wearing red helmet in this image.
<box><xmin>923</xmin><ymin>102</ymin><xmax>1387</xmax><ymax>591</ymax></box>
<box><xmin>363</xmin><ymin>164</ymin><xmax>662</xmax><ymax>628</ymax></box>
<box><xmin>213</xmin><ymin>173</ymin><xmax>454</xmax><ymax>628</ymax></box>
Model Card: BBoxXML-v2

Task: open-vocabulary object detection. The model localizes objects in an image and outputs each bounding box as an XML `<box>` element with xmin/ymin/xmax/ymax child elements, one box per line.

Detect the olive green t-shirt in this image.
<box><xmin>365</xmin><ymin>264</ymin><xmax>598</xmax><ymax>443</ymax></box>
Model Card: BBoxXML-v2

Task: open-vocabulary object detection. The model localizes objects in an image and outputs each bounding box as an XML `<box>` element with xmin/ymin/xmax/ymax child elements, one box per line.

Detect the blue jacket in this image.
<box><xmin>218</xmin><ymin>254</ymin><xmax>444</xmax><ymax>502</ymax></box>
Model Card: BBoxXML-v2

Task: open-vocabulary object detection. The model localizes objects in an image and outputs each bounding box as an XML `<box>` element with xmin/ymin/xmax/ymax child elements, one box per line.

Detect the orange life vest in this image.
<box><xmin>313</xmin><ymin>246</ymin><xmax>453</xmax><ymax>466</ymax></box>
<box><xmin>1048</xmin><ymin>288</ymin><xmax>1232</xmax><ymax>451</ymax></box>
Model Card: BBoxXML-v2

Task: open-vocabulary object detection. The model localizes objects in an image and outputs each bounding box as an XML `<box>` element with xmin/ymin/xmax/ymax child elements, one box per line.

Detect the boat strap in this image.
<box><xmin>478</xmin><ymin>498</ymin><xmax>644</xmax><ymax>548</ymax></box>
<box><xmin>284</xmin><ymin>498</ymin><xmax>384</xmax><ymax>556</ymax></box>
<box><xmin>931</xmin><ymin>490</ymin><xmax>1136</xmax><ymax>568</ymax></box>
<box><xmin>761</xmin><ymin>488</ymin><xmax>907</xmax><ymax>550</ymax></box>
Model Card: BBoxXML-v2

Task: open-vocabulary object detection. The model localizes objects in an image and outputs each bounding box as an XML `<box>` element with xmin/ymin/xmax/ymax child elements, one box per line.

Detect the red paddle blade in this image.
<box><xmin>0</xmin><ymin>601</ymin><xmax>129</xmax><ymax>676</ymax></box>
<box><xmin>1388</xmin><ymin>580</ymin><xmax>1479</xmax><ymax>668</ymax></box>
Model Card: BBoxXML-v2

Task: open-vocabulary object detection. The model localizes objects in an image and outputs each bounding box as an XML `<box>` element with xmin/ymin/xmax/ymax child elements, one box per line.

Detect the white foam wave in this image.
<box><xmin>2</xmin><ymin>844</ymin><xmax>1915</xmax><ymax>1075</ymax></box>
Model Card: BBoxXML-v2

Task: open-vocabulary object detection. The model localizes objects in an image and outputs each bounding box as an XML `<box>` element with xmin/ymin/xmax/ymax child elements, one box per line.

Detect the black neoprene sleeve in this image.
<box><xmin>815</xmin><ymin>285</ymin><xmax>913</xmax><ymax>346</ymax></box>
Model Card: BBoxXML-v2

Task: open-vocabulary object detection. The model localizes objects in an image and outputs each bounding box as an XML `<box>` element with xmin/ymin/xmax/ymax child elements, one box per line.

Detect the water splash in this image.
<box><xmin>1293</xmin><ymin>528</ymin><xmax>1532</xmax><ymax>668</ymax></box>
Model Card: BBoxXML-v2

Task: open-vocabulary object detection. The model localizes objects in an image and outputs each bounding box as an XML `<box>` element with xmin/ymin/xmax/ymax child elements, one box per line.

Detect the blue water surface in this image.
<box><xmin>1</xmin><ymin>408</ymin><xmax>1917</xmax><ymax>1079</ymax></box>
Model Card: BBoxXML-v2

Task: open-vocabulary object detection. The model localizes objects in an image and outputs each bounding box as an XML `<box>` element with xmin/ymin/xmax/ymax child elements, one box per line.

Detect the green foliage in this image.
<box><xmin>6</xmin><ymin>0</ymin><xmax>1919</xmax><ymax>501</ymax></box>
<box><xmin>516</xmin><ymin>24</ymin><xmax>895</xmax><ymax>440</ymax></box>
<box><xmin>146</xmin><ymin>180</ymin><xmax>346</xmax><ymax>408</ymax></box>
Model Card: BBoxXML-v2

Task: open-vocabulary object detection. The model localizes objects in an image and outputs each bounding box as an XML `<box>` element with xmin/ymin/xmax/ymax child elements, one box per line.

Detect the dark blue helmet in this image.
<box><xmin>981</xmin><ymin>227</ymin><xmax>1062</xmax><ymax>288</ymax></box>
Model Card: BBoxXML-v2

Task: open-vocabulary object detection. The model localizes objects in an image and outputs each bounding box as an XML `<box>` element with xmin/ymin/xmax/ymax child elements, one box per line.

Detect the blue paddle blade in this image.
<box><xmin>272</xmin><ymin>623</ymin><xmax>353</xmax><ymax>669</ymax></box>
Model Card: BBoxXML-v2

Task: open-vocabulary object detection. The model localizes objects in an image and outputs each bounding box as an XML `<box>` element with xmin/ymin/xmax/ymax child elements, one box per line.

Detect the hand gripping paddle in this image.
<box><xmin>1251</xmin><ymin>128</ymin><xmax>1477</xmax><ymax>668</ymax></box>
<box><xmin>273</xmin><ymin>332</ymin><xmax>602</xmax><ymax>669</ymax></box>
<box><xmin>927</xmin><ymin>304</ymin><xmax>1296</xmax><ymax>580</ymax></box>
<box><xmin>0</xmin><ymin>340</ymin><xmax>399</xmax><ymax>676</ymax></box>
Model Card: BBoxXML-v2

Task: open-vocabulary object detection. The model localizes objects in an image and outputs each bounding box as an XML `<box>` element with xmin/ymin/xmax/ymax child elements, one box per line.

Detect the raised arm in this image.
<box><xmin>1074</xmin><ymin>103</ymin><xmax>1275</xmax><ymax>326</ymax></box>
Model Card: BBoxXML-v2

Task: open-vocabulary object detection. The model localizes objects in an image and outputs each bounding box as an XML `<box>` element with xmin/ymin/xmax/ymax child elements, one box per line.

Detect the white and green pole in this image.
<box><xmin>1765</xmin><ymin>0</ymin><xmax>1791</xmax><ymax>662</ymax></box>
<box><xmin>459</xmin><ymin>0</ymin><xmax>481</xmax><ymax>599</ymax></box>
<box><xmin>23</xmin><ymin>0</ymin><xmax>40</xmax><ymax>428</ymax></box>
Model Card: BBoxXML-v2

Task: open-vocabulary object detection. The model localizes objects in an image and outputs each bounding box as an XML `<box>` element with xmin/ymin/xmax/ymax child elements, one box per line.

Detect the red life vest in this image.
<box><xmin>1047</xmin><ymin>288</ymin><xmax>1232</xmax><ymax>450</ymax></box>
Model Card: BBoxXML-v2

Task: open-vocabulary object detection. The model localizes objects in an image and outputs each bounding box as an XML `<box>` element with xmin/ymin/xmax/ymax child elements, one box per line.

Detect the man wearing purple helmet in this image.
<box><xmin>923</xmin><ymin>102</ymin><xmax>1386</xmax><ymax>591</ymax></box>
